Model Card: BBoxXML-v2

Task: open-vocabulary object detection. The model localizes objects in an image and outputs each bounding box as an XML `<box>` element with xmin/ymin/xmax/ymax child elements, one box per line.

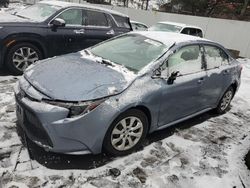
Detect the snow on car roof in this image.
<box><xmin>39</xmin><ymin>0</ymin><xmax>128</xmax><ymax>17</ymax></box>
<box><xmin>134</xmin><ymin>31</ymin><xmax>210</xmax><ymax>46</ymax></box>
<box><xmin>158</xmin><ymin>21</ymin><xmax>203</xmax><ymax>30</ymax></box>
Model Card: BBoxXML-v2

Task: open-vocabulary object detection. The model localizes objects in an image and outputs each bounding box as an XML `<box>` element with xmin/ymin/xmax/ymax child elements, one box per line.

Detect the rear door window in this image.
<box><xmin>181</xmin><ymin>28</ymin><xmax>203</xmax><ymax>37</ymax></box>
<box><xmin>204</xmin><ymin>45</ymin><xmax>229</xmax><ymax>69</ymax></box>
<box><xmin>83</xmin><ymin>10</ymin><xmax>109</xmax><ymax>27</ymax></box>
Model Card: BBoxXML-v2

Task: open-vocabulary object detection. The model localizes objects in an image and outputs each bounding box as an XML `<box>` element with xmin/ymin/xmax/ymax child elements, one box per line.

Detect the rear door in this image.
<box><xmin>201</xmin><ymin>44</ymin><xmax>233</xmax><ymax>108</ymax></box>
<box><xmin>157</xmin><ymin>44</ymin><xmax>207</xmax><ymax>126</ymax></box>
<box><xmin>82</xmin><ymin>9</ymin><xmax>114</xmax><ymax>48</ymax></box>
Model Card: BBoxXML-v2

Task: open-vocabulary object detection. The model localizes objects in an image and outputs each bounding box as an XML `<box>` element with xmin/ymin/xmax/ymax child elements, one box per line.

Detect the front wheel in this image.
<box><xmin>215</xmin><ymin>86</ymin><xmax>234</xmax><ymax>114</ymax></box>
<box><xmin>103</xmin><ymin>109</ymin><xmax>148</xmax><ymax>156</ymax></box>
<box><xmin>6</xmin><ymin>43</ymin><xmax>42</xmax><ymax>75</ymax></box>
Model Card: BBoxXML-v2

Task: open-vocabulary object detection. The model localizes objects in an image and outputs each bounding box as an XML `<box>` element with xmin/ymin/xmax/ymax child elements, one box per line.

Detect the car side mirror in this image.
<box><xmin>51</xmin><ymin>18</ymin><xmax>66</xmax><ymax>28</ymax></box>
<box><xmin>167</xmin><ymin>71</ymin><xmax>180</xmax><ymax>85</ymax></box>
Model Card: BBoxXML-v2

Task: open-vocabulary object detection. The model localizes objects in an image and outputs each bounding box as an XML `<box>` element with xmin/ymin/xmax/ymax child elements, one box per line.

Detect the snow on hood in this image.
<box><xmin>24</xmin><ymin>52</ymin><xmax>136</xmax><ymax>102</ymax></box>
<box><xmin>0</xmin><ymin>12</ymin><xmax>33</xmax><ymax>23</ymax></box>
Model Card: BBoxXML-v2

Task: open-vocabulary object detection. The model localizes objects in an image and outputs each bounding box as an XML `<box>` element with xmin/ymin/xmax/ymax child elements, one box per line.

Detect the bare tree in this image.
<box><xmin>240</xmin><ymin>0</ymin><xmax>249</xmax><ymax>16</ymax></box>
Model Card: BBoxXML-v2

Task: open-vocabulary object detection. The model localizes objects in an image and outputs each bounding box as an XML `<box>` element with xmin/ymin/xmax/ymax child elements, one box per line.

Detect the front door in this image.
<box><xmin>158</xmin><ymin>44</ymin><xmax>206</xmax><ymax>126</ymax></box>
<box><xmin>47</xmin><ymin>8</ymin><xmax>86</xmax><ymax>56</ymax></box>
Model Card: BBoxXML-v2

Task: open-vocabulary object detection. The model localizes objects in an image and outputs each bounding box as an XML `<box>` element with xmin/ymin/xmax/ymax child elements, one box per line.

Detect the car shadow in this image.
<box><xmin>0</xmin><ymin>68</ymin><xmax>13</xmax><ymax>76</ymax></box>
<box><xmin>23</xmin><ymin>110</ymin><xmax>220</xmax><ymax>170</ymax></box>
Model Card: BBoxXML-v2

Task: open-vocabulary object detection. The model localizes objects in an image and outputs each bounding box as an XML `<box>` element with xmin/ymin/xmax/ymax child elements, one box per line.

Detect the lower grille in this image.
<box><xmin>16</xmin><ymin>96</ymin><xmax>53</xmax><ymax>148</ymax></box>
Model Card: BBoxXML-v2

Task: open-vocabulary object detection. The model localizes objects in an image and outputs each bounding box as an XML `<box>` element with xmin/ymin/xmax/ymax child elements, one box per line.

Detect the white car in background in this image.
<box><xmin>149</xmin><ymin>21</ymin><xmax>204</xmax><ymax>38</ymax></box>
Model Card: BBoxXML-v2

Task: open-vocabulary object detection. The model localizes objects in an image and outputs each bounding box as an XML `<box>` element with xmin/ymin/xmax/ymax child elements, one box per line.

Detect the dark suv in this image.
<box><xmin>0</xmin><ymin>1</ymin><xmax>132</xmax><ymax>74</ymax></box>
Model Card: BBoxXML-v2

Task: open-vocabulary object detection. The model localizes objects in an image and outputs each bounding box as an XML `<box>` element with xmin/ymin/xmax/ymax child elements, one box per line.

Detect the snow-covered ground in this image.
<box><xmin>0</xmin><ymin>2</ymin><xmax>250</xmax><ymax>188</ymax></box>
<box><xmin>0</xmin><ymin>58</ymin><xmax>250</xmax><ymax>187</ymax></box>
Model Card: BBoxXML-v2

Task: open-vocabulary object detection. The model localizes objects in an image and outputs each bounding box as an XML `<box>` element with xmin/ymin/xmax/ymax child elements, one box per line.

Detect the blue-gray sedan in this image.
<box><xmin>15</xmin><ymin>32</ymin><xmax>242</xmax><ymax>156</ymax></box>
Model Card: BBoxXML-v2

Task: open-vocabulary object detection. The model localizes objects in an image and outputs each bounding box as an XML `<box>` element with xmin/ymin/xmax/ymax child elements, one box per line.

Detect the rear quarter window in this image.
<box><xmin>112</xmin><ymin>14</ymin><xmax>131</xmax><ymax>29</ymax></box>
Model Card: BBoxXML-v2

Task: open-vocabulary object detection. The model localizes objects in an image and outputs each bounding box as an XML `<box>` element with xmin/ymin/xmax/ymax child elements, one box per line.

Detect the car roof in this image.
<box><xmin>133</xmin><ymin>31</ymin><xmax>210</xmax><ymax>45</ymax></box>
<box><xmin>157</xmin><ymin>21</ymin><xmax>203</xmax><ymax>31</ymax></box>
<box><xmin>39</xmin><ymin>0</ymin><xmax>128</xmax><ymax>17</ymax></box>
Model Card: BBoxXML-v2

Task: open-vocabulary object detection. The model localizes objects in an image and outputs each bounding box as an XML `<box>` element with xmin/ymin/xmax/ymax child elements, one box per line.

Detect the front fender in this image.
<box><xmin>2</xmin><ymin>33</ymin><xmax>48</xmax><ymax>60</ymax></box>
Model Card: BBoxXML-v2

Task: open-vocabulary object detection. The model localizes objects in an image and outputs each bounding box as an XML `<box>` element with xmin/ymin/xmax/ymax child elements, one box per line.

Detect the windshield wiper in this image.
<box><xmin>88</xmin><ymin>51</ymin><xmax>114</xmax><ymax>67</ymax></box>
<box><xmin>99</xmin><ymin>58</ymin><xmax>114</xmax><ymax>67</ymax></box>
<box><xmin>84</xmin><ymin>49</ymin><xmax>92</xmax><ymax>56</ymax></box>
<box><xmin>14</xmin><ymin>14</ymin><xmax>30</xmax><ymax>20</ymax></box>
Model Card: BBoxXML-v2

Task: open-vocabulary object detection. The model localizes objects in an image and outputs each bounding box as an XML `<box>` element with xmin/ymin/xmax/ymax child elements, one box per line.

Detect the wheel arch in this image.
<box><xmin>121</xmin><ymin>105</ymin><xmax>152</xmax><ymax>134</ymax></box>
<box><xmin>3</xmin><ymin>35</ymin><xmax>48</xmax><ymax>63</ymax></box>
<box><xmin>231</xmin><ymin>81</ymin><xmax>238</xmax><ymax>96</ymax></box>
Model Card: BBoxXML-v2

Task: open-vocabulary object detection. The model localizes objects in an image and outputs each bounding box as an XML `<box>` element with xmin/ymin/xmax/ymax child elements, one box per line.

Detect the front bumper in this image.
<box><xmin>14</xmin><ymin>81</ymin><xmax>118</xmax><ymax>155</ymax></box>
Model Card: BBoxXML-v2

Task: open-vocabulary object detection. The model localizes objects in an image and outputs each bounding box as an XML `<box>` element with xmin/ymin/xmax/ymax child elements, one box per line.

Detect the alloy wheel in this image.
<box><xmin>111</xmin><ymin>116</ymin><xmax>143</xmax><ymax>151</ymax></box>
<box><xmin>220</xmin><ymin>90</ymin><xmax>233</xmax><ymax>111</ymax></box>
<box><xmin>12</xmin><ymin>47</ymin><xmax>39</xmax><ymax>71</ymax></box>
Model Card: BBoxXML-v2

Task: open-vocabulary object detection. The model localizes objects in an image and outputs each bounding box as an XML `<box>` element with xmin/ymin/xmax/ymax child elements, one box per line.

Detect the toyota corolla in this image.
<box><xmin>15</xmin><ymin>32</ymin><xmax>242</xmax><ymax>156</ymax></box>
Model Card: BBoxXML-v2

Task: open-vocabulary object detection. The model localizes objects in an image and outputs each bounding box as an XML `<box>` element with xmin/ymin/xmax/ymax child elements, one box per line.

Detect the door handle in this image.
<box><xmin>197</xmin><ymin>77</ymin><xmax>204</xmax><ymax>84</ymax></box>
<box><xmin>74</xmin><ymin>29</ymin><xmax>85</xmax><ymax>34</ymax></box>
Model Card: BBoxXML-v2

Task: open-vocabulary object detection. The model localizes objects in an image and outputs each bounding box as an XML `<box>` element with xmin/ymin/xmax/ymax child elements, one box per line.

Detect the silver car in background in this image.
<box><xmin>15</xmin><ymin>32</ymin><xmax>242</xmax><ymax>156</ymax></box>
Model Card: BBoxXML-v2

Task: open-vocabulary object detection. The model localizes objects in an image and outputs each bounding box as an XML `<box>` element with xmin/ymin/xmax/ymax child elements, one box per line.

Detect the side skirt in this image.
<box><xmin>156</xmin><ymin>108</ymin><xmax>213</xmax><ymax>131</ymax></box>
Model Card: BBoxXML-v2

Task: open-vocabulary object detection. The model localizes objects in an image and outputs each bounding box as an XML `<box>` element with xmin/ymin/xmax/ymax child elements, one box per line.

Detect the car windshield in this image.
<box><xmin>149</xmin><ymin>23</ymin><xmax>182</xmax><ymax>33</ymax></box>
<box><xmin>90</xmin><ymin>34</ymin><xmax>169</xmax><ymax>73</ymax></box>
<box><xmin>15</xmin><ymin>3</ymin><xmax>61</xmax><ymax>22</ymax></box>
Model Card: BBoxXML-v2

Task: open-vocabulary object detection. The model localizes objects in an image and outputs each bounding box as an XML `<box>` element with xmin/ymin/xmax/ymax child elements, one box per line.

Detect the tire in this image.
<box><xmin>6</xmin><ymin>43</ymin><xmax>43</xmax><ymax>75</ymax></box>
<box><xmin>103</xmin><ymin>109</ymin><xmax>149</xmax><ymax>156</ymax></box>
<box><xmin>215</xmin><ymin>86</ymin><xmax>235</xmax><ymax>114</ymax></box>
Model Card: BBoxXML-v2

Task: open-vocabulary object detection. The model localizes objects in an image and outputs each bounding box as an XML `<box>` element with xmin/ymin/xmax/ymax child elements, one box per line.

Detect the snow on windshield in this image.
<box><xmin>90</xmin><ymin>34</ymin><xmax>169</xmax><ymax>73</ymax></box>
<box><xmin>15</xmin><ymin>3</ymin><xmax>61</xmax><ymax>22</ymax></box>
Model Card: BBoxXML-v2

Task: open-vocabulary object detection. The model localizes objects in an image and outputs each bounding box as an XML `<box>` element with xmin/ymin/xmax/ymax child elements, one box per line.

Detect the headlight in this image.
<box><xmin>43</xmin><ymin>99</ymin><xmax>106</xmax><ymax>117</ymax></box>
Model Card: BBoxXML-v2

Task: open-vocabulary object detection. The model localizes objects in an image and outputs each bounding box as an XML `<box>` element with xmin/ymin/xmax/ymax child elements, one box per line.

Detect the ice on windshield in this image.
<box><xmin>90</xmin><ymin>34</ymin><xmax>170</xmax><ymax>73</ymax></box>
<box><xmin>15</xmin><ymin>3</ymin><xmax>61</xmax><ymax>22</ymax></box>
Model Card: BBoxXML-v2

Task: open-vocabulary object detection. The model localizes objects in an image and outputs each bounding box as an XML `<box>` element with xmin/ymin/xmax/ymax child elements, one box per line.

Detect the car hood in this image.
<box><xmin>24</xmin><ymin>52</ymin><xmax>136</xmax><ymax>102</ymax></box>
<box><xmin>0</xmin><ymin>12</ymin><xmax>36</xmax><ymax>24</ymax></box>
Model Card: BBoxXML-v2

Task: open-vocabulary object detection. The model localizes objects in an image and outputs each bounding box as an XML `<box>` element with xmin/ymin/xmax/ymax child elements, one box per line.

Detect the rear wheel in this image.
<box><xmin>215</xmin><ymin>86</ymin><xmax>234</xmax><ymax>114</ymax></box>
<box><xmin>6</xmin><ymin>43</ymin><xmax>42</xmax><ymax>75</ymax></box>
<box><xmin>103</xmin><ymin>109</ymin><xmax>148</xmax><ymax>156</ymax></box>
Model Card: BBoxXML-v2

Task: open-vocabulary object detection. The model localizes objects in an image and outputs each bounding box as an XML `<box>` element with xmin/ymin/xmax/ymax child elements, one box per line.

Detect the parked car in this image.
<box><xmin>149</xmin><ymin>21</ymin><xmax>204</xmax><ymax>38</ymax></box>
<box><xmin>131</xmin><ymin>20</ymin><xmax>148</xmax><ymax>31</ymax></box>
<box><xmin>15</xmin><ymin>31</ymin><xmax>242</xmax><ymax>156</ymax></box>
<box><xmin>0</xmin><ymin>0</ymin><xmax>132</xmax><ymax>75</ymax></box>
<box><xmin>0</xmin><ymin>0</ymin><xmax>9</xmax><ymax>8</ymax></box>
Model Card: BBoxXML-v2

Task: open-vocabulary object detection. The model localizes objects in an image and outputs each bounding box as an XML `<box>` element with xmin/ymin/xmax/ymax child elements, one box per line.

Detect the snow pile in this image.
<box><xmin>0</xmin><ymin>59</ymin><xmax>250</xmax><ymax>187</ymax></box>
